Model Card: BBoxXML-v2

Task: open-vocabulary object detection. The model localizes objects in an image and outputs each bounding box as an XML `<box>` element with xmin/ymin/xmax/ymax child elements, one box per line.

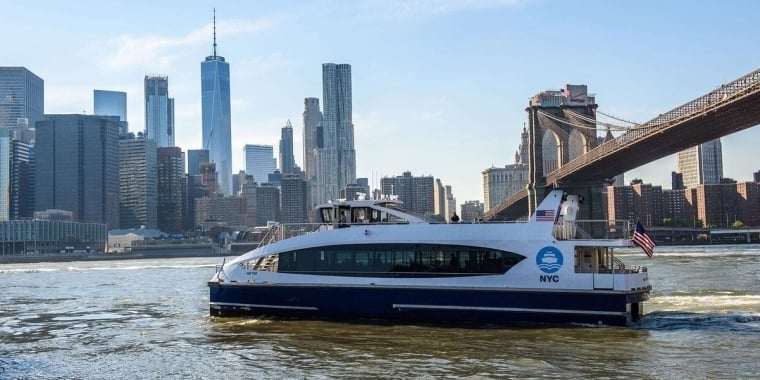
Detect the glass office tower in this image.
<box><xmin>144</xmin><ymin>76</ymin><xmax>174</xmax><ymax>147</ymax></box>
<box><xmin>201</xmin><ymin>11</ymin><xmax>233</xmax><ymax>196</ymax></box>
<box><xmin>94</xmin><ymin>89</ymin><xmax>128</xmax><ymax>134</ymax></box>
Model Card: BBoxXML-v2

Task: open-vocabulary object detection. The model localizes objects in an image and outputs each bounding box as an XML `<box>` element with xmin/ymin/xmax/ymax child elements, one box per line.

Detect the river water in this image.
<box><xmin>1</xmin><ymin>245</ymin><xmax>759</xmax><ymax>379</ymax></box>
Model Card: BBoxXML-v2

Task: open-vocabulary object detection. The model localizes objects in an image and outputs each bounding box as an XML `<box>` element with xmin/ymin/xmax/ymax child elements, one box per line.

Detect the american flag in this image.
<box><xmin>632</xmin><ymin>220</ymin><xmax>656</xmax><ymax>257</ymax></box>
<box><xmin>535</xmin><ymin>209</ymin><xmax>555</xmax><ymax>222</ymax></box>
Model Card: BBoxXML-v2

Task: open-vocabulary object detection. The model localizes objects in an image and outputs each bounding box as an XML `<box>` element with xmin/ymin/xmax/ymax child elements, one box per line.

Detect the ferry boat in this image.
<box><xmin>208</xmin><ymin>190</ymin><xmax>651</xmax><ymax>326</ymax></box>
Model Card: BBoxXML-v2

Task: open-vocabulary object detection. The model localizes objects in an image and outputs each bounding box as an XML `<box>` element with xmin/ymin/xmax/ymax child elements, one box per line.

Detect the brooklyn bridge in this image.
<box><xmin>483</xmin><ymin>67</ymin><xmax>760</xmax><ymax>222</ymax></box>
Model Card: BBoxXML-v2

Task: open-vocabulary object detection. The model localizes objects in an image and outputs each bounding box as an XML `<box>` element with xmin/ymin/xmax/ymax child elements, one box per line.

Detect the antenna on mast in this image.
<box><xmin>213</xmin><ymin>8</ymin><xmax>217</xmax><ymax>57</ymax></box>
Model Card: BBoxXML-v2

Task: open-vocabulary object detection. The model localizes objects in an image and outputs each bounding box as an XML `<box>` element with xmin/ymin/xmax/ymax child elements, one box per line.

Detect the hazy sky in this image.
<box><xmin>3</xmin><ymin>0</ymin><xmax>759</xmax><ymax>204</ymax></box>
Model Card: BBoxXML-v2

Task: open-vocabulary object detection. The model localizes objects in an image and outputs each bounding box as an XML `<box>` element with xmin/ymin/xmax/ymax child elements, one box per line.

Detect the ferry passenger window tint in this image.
<box><xmin>276</xmin><ymin>244</ymin><xmax>525</xmax><ymax>277</ymax></box>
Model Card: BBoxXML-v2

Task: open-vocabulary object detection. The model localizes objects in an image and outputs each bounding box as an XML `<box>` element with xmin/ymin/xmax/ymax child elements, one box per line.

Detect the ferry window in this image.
<box><xmin>276</xmin><ymin>244</ymin><xmax>525</xmax><ymax>277</ymax></box>
<box><xmin>321</xmin><ymin>209</ymin><xmax>333</xmax><ymax>224</ymax></box>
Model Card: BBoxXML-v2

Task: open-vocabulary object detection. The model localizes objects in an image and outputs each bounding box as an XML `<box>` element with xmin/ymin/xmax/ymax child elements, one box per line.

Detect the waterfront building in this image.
<box><xmin>677</xmin><ymin>139</ymin><xmax>723</xmax><ymax>189</ymax></box>
<box><xmin>194</xmin><ymin>195</ymin><xmax>247</xmax><ymax>228</ymax></box>
<box><xmin>281</xmin><ymin>173</ymin><xmax>307</xmax><ymax>224</ymax></box>
<box><xmin>255</xmin><ymin>183</ymin><xmax>281</xmax><ymax>226</ymax></box>
<box><xmin>461</xmin><ymin>200</ymin><xmax>484</xmax><ymax>223</ymax></box>
<box><xmin>119</xmin><ymin>134</ymin><xmax>157</xmax><ymax>229</ymax></box>
<box><xmin>244</xmin><ymin>144</ymin><xmax>276</xmax><ymax>185</ymax></box>
<box><xmin>232</xmin><ymin>170</ymin><xmax>247</xmax><ymax>196</ymax></box>
<box><xmin>201</xmin><ymin>11</ymin><xmax>233</xmax><ymax>196</ymax></box>
<box><xmin>0</xmin><ymin>129</ymin><xmax>9</xmax><ymax>220</ymax></box>
<box><xmin>184</xmin><ymin>174</ymin><xmax>208</xmax><ymax>231</ymax></box>
<box><xmin>157</xmin><ymin>147</ymin><xmax>185</xmax><ymax>233</ymax></box>
<box><xmin>144</xmin><ymin>75</ymin><xmax>174</xmax><ymax>147</ymax></box>
<box><xmin>341</xmin><ymin>180</ymin><xmax>370</xmax><ymax>201</ymax></box>
<box><xmin>35</xmin><ymin>115</ymin><xmax>120</xmax><ymax>228</ymax></box>
<box><xmin>482</xmin><ymin>165</ymin><xmax>528</xmax><ymax>212</ymax></box>
<box><xmin>482</xmin><ymin>127</ymin><xmax>529</xmax><ymax>212</ymax></box>
<box><xmin>199</xmin><ymin>162</ymin><xmax>218</xmax><ymax>195</ymax></box>
<box><xmin>280</xmin><ymin>120</ymin><xmax>296</xmax><ymax>175</ymax></box>
<box><xmin>0</xmin><ymin>67</ymin><xmax>44</xmax><ymax>130</ymax></box>
<box><xmin>240</xmin><ymin>175</ymin><xmax>257</xmax><ymax>227</ymax></box>
<box><xmin>10</xmin><ymin>139</ymin><xmax>33</xmax><ymax>219</ymax></box>
<box><xmin>381</xmin><ymin>171</ymin><xmax>435</xmax><ymax>217</ymax></box>
<box><xmin>94</xmin><ymin>90</ymin><xmax>128</xmax><ymax>134</ymax></box>
<box><xmin>320</xmin><ymin>63</ymin><xmax>356</xmax><ymax>203</ymax></box>
<box><xmin>434</xmin><ymin>180</ymin><xmax>456</xmax><ymax>221</ymax></box>
<box><xmin>0</xmin><ymin>219</ymin><xmax>107</xmax><ymax>255</ymax></box>
<box><xmin>187</xmin><ymin>149</ymin><xmax>209</xmax><ymax>176</ymax></box>
<box><xmin>606</xmin><ymin>181</ymin><xmax>664</xmax><ymax>227</ymax></box>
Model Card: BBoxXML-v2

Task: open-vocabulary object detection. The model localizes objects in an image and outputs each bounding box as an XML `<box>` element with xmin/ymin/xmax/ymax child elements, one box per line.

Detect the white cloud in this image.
<box><xmin>101</xmin><ymin>20</ymin><xmax>273</xmax><ymax>72</ymax></box>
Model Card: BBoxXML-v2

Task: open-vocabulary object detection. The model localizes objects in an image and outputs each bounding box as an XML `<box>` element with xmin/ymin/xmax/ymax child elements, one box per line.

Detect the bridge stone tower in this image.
<box><xmin>526</xmin><ymin>84</ymin><xmax>606</xmax><ymax>222</ymax></box>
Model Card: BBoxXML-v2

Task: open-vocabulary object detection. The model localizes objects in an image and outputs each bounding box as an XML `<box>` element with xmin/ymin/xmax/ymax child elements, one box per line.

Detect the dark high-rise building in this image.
<box><xmin>279</xmin><ymin>119</ymin><xmax>295</xmax><ymax>174</ymax></box>
<box><xmin>35</xmin><ymin>115</ymin><xmax>120</xmax><ymax>228</ymax></box>
<box><xmin>0</xmin><ymin>67</ymin><xmax>44</xmax><ymax>130</ymax></box>
<box><xmin>302</xmin><ymin>97</ymin><xmax>321</xmax><ymax>180</ymax></box>
<box><xmin>94</xmin><ymin>90</ymin><xmax>128</xmax><ymax>134</ymax></box>
<box><xmin>184</xmin><ymin>175</ymin><xmax>208</xmax><ymax>231</ymax></box>
<box><xmin>281</xmin><ymin>173</ymin><xmax>307</xmax><ymax>224</ymax></box>
<box><xmin>201</xmin><ymin>10</ymin><xmax>233</xmax><ymax>196</ymax></box>
<box><xmin>119</xmin><ymin>134</ymin><xmax>157</xmax><ymax>229</ymax></box>
<box><xmin>671</xmin><ymin>171</ymin><xmax>684</xmax><ymax>190</ymax></box>
<box><xmin>144</xmin><ymin>75</ymin><xmax>174</xmax><ymax>147</ymax></box>
<box><xmin>157</xmin><ymin>147</ymin><xmax>185</xmax><ymax>233</ymax></box>
<box><xmin>320</xmin><ymin>63</ymin><xmax>356</xmax><ymax>203</ymax></box>
<box><xmin>255</xmin><ymin>183</ymin><xmax>281</xmax><ymax>226</ymax></box>
<box><xmin>187</xmin><ymin>149</ymin><xmax>209</xmax><ymax>176</ymax></box>
<box><xmin>240</xmin><ymin>175</ymin><xmax>257</xmax><ymax>227</ymax></box>
<box><xmin>381</xmin><ymin>171</ymin><xmax>435</xmax><ymax>217</ymax></box>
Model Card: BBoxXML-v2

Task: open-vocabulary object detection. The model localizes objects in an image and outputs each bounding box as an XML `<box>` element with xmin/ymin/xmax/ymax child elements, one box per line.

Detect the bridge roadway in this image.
<box><xmin>484</xmin><ymin>67</ymin><xmax>760</xmax><ymax>221</ymax></box>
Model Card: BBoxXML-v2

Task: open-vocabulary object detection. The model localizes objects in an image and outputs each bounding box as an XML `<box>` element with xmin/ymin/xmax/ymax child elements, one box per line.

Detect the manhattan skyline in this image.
<box><xmin>3</xmin><ymin>1</ymin><xmax>760</xmax><ymax>204</ymax></box>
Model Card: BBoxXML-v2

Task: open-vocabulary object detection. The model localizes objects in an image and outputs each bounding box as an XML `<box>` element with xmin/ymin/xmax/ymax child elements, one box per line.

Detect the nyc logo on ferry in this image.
<box><xmin>536</xmin><ymin>246</ymin><xmax>563</xmax><ymax>274</ymax></box>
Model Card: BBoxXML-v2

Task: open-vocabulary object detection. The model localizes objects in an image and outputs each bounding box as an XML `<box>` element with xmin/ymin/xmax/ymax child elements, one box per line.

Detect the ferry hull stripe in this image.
<box><xmin>391</xmin><ymin>304</ymin><xmax>627</xmax><ymax>317</ymax></box>
<box><xmin>210</xmin><ymin>302</ymin><xmax>319</xmax><ymax>311</ymax></box>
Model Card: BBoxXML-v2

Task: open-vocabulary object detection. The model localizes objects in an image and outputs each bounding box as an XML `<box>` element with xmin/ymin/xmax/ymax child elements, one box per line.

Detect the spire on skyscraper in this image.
<box><xmin>213</xmin><ymin>8</ymin><xmax>217</xmax><ymax>58</ymax></box>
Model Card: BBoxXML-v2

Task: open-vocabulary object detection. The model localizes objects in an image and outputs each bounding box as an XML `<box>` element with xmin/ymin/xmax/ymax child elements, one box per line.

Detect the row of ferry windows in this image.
<box><xmin>276</xmin><ymin>244</ymin><xmax>525</xmax><ymax>275</ymax></box>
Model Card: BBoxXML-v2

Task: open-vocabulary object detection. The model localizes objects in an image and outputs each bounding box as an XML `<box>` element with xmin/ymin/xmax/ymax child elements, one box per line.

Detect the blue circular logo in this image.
<box><xmin>536</xmin><ymin>246</ymin><xmax>563</xmax><ymax>274</ymax></box>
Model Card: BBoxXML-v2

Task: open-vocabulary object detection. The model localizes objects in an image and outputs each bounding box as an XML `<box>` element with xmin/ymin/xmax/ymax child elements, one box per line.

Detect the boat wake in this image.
<box><xmin>636</xmin><ymin>310</ymin><xmax>760</xmax><ymax>332</ymax></box>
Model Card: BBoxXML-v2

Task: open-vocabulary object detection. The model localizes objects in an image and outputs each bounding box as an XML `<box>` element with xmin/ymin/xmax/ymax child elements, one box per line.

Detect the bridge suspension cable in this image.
<box><xmin>596</xmin><ymin>110</ymin><xmax>640</xmax><ymax>125</ymax></box>
<box><xmin>537</xmin><ymin>110</ymin><xmax>625</xmax><ymax>132</ymax></box>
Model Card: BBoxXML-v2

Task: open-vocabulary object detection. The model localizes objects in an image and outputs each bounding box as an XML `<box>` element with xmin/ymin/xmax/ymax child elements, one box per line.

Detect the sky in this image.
<box><xmin>3</xmin><ymin>0</ymin><xmax>759</xmax><ymax>205</ymax></box>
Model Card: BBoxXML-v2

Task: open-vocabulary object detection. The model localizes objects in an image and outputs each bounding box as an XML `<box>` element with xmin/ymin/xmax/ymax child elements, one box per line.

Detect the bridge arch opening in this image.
<box><xmin>542</xmin><ymin>130</ymin><xmax>560</xmax><ymax>174</ymax></box>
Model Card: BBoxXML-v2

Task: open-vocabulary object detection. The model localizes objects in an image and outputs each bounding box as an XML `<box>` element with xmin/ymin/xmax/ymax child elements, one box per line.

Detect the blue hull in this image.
<box><xmin>209</xmin><ymin>283</ymin><xmax>648</xmax><ymax>326</ymax></box>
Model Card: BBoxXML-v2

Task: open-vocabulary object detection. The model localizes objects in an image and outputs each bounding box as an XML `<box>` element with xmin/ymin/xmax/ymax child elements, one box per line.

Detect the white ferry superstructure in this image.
<box><xmin>208</xmin><ymin>190</ymin><xmax>651</xmax><ymax>326</ymax></box>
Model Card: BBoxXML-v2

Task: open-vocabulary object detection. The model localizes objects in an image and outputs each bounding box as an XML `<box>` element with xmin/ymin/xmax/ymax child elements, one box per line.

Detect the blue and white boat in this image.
<box><xmin>208</xmin><ymin>190</ymin><xmax>651</xmax><ymax>326</ymax></box>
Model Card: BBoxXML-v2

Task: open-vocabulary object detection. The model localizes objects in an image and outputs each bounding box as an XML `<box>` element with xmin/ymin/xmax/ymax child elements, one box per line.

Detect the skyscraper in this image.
<box><xmin>0</xmin><ymin>67</ymin><xmax>44</xmax><ymax>130</ymax></box>
<box><xmin>677</xmin><ymin>139</ymin><xmax>724</xmax><ymax>189</ymax></box>
<box><xmin>119</xmin><ymin>134</ymin><xmax>157</xmax><ymax>229</ymax></box>
<box><xmin>144</xmin><ymin>75</ymin><xmax>174</xmax><ymax>147</ymax></box>
<box><xmin>321</xmin><ymin>63</ymin><xmax>356</xmax><ymax>202</ymax></box>
<box><xmin>302</xmin><ymin>97</ymin><xmax>321</xmax><ymax>178</ymax></box>
<box><xmin>201</xmin><ymin>10</ymin><xmax>233</xmax><ymax>196</ymax></box>
<box><xmin>94</xmin><ymin>89</ymin><xmax>128</xmax><ymax>134</ymax></box>
<box><xmin>279</xmin><ymin>119</ymin><xmax>295</xmax><ymax>175</ymax></box>
<box><xmin>35</xmin><ymin>115</ymin><xmax>120</xmax><ymax>228</ymax></box>
<box><xmin>244</xmin><ymin>144</ymin><xmax>276</xmax><ymax>185</ymax></box>
<box><xmin>157</xmin><ymin>147</ymin><xmax>185</xmax><ymax>233</ymax></box>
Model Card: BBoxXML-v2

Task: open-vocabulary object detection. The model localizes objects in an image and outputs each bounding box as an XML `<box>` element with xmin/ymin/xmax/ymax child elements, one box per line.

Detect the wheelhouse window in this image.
<box><xmin>276</xmin><ymin>243</ymin><xmax>525</xmax><ymax>277</ymax></box>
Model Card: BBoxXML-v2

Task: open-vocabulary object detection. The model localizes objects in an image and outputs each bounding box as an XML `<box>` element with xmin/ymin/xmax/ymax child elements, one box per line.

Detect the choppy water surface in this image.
<box><xmin>1</xmin><ymin>245</ymin><xmax>759</xmax><ymax>379</ymax></box>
